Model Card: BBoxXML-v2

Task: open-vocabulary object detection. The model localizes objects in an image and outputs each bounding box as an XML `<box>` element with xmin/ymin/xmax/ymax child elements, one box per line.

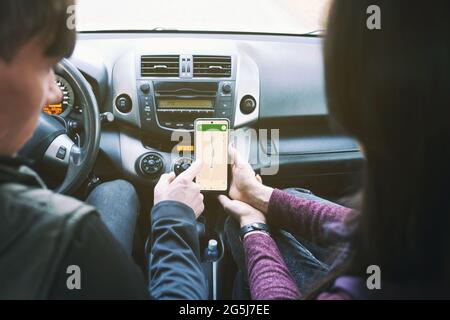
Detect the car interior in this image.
<box><xmin>18</xmin><ymin>0</ymin><xmax>364</xmax><ymax>299</ymax></box>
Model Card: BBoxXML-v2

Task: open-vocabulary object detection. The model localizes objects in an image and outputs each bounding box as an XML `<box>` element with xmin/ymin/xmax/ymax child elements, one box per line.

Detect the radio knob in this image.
<box><xmin>140</xmin><ymin>83</ymin><xmax>151</xmax><ymax>94</ymax></box>
<box><xmin>222</xmin><ymin>83</ymin><xmax>232</xmax><ymax>94</ymax></box>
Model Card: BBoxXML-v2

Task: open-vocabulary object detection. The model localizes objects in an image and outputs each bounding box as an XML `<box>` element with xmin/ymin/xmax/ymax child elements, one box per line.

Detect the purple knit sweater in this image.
<box><xmin>242</xmin><ymin>189</ymin><xmax>352</xmax><ymax>300</ymax></box>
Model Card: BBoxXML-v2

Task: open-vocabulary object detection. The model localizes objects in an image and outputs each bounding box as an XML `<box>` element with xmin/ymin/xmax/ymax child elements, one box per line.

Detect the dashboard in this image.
<box><xmin>109</xmin><ymin>47</ymin><xmax>259</xmax><ymax>182</ymax></box>
<box><xmin>63</xmin><ymin>32</ymin><xmax>361</xmax><ymax>191</ymax></box>
<box><xmin>111</xmin><ymin>49</ymin><xmax>259</xmax><ymax>135</ymax></box>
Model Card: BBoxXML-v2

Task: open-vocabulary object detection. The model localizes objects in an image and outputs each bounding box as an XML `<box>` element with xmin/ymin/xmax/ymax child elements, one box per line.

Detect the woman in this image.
<box><xmin>219</xmin><ymin>0</ymin><xmax>450</xmax><ymax>299</ymax></box>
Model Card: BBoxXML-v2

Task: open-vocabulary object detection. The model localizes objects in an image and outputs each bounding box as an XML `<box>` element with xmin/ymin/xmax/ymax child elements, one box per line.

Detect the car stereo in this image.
<box><xmin>137</xmin><ymin>81</ymin><xmax>235</xmax><ymax>133</ymax></box>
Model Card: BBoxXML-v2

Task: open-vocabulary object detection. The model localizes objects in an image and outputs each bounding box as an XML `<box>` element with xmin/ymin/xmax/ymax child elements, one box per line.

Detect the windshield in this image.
<box><xmin>76</xmin><ymin>0</ymin><xmax>331</xmax><ymax>35</ymax></box>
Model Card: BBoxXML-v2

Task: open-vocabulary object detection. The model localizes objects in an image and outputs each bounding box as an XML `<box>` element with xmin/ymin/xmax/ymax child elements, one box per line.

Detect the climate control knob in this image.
<box><xmin>139</xmin><ymin>153</ymin><xmax>164</xmax><ymax>176</ymax></box>
<box><xmin>174</xmin><ymin>157</ymin><xmax>193</xmax><ymax>176</ymax></box>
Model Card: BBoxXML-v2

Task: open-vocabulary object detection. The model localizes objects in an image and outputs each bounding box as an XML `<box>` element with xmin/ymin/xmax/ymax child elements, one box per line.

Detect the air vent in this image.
<box><xmin>141</xmin><ymin>55</ymin><xmax>179</xmax><ymax>77</ymax></box>
<box><xmin>193</xmin><ymin>56</ymin><xmax>232</xmax><ymax>78</ymax></box>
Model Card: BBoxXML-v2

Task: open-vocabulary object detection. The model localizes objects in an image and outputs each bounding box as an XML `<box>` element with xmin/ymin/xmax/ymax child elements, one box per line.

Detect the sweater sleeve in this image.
<box><xmin>243</xmin><ymin>232</ymin><xmax>300</xmax><ymax>300</ymax></box>
<box><xmin>317</xmin><ymin>291</ymin><xmax>352</xmax><ymax>300</ymax></box>
<box><xmin>267</xmin><ymin>189</ymin><xmax>352</xmax><ymax>246</ymax></box>
<box><xmin>243</xmin><ymin>232</ymin><xmax>353</xmax><ymax>300</ymax></box>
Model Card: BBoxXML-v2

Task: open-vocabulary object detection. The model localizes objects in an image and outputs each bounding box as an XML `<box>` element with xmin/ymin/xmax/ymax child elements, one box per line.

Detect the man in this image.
<box><xmin>0</xmin><ymin>0</ymin><xmax>207</xmax><ymax>299</ymax></box>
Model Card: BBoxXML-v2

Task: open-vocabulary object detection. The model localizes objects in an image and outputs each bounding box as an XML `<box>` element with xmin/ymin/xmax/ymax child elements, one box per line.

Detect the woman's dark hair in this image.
<box><xmin>319</xmin><ymin>0</ymin><xmax>450</xmax><ymax>297</ymax></box>
<box><xmin>0</xmin><ymin>0</ymin><xmax>76</xmax><ymax>63</ymax></box>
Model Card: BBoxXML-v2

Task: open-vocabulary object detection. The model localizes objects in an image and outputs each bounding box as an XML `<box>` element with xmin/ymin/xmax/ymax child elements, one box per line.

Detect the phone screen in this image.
<box><xmin>195</xmin><ymin>119</ymin><xmax>229</xmax><ymax>192</ymax></box>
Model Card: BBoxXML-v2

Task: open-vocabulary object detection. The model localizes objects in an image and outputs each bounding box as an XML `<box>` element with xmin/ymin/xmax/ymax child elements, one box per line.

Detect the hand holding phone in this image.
<box><xmin>194</xmin><ymin>119</ymin><xmax>230</xmax><ymax>193</ymax></box>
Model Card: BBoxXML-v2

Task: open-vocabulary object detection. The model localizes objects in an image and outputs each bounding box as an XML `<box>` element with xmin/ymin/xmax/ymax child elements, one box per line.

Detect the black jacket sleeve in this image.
<box><xmin>48</xmin><ymin>214</ymin><xmax>149</xmax><ymax>300</ymax></box>
<box><xmin>149</xmin><ymin>201</ymin><xmax>208</xmax><ymax>300</ymax></box>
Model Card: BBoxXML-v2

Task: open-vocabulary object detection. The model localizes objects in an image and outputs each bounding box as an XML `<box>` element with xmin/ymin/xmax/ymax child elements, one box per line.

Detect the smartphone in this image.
<box><xmin>194</xmin><ymin>118</ymin><xmax>230</xmax><ymax>193</ymax></box>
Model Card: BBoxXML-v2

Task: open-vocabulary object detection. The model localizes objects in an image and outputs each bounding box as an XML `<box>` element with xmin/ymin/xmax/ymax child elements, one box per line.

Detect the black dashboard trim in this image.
<box><xmin>78</xmin><ymin>30</ymin><xmax>323</xmax><ymax>39</ymax></box>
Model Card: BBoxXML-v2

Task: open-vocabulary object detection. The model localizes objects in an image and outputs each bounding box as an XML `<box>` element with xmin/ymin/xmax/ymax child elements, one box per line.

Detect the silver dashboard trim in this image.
<box><xmin>119</xmin><ymin>130</ymin><xmax>173</xmax><ymax>183</ymax></box>
<box><xmin>112</xmin><ymin>51</ymin><xmax>141</xmax><ymax>128</ymax></box>
<box><xmin>234</xmin><ymin>50</ymin><xmax>260</xmax><ymax>128</ymax></box>
<box><xmin>112</xmin><ymin>45</ymin><xmax>262</xmax><ymax>133</ymax></box>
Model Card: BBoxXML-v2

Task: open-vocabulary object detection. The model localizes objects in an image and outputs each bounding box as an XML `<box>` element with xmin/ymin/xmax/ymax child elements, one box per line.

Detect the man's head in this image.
<box><xmin>0</xmin><ymin>0</ymin><xmax>76</xmax><ymax>156</ymax></box>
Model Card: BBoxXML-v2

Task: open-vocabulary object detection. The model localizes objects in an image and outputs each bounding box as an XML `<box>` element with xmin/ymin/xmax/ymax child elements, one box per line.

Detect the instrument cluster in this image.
<box><xmin>42</xmin><ymin>75</ymin><xmax>83</xmax><ymax>117</ymax></box>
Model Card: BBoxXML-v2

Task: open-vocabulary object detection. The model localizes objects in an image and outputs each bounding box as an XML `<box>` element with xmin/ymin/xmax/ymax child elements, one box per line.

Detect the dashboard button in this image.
<box><xmin>115</xmin><ymin>94</ymin><xmax>132</xmax><ymax>113</ymax></box>
<box><xmin>56</xmin><ymin>146</ymin><xmax>67</xmax><ymax>160</ymax></box>
<box><xmin>218</xmin><ymin>100</ymin><xmax>232</xmax><ymax>109</ymax></box>
<box><xmin>139</xmin><ymin>96</ymin><xmax>153</xmax><ymax>107</ymax></box>
<box><xmin>216</xmin><ymin>109</ymin><xmax>231</xmax><ymax>117</ymax></box>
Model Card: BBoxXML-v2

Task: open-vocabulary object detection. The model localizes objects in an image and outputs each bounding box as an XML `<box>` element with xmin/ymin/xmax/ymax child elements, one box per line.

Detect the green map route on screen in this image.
<box><xmin>197</xmin><ymin>124</ymin><xmax>228</xmax><ymax>132</ymax></box>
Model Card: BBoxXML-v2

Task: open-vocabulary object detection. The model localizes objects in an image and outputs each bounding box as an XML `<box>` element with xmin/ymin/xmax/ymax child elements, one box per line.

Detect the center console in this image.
<box><xmin>111</xmin><ymin>49</ymin><xmax>260</xmax><ymax>184</ymax></box>
<box><xmin>137</xmin><ymin>80</ymin><xmax>235</xmax><ymax>133</ymax></box>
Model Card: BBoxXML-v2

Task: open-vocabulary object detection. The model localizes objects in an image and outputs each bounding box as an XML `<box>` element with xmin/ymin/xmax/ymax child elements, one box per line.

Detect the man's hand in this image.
<box><xmin>229</xmin><ymin>147</ymin><xmax>274</xmax><ymax>214</ymax></box>
<box><xmin>154</xmin><ymin>161</ymin><xmax>205</xmax><ymax>219</ymax></box>
<box><xmin>218</xmin><ymin>195</ymin><xmax>266</xmax><ymax>228</ymax></box>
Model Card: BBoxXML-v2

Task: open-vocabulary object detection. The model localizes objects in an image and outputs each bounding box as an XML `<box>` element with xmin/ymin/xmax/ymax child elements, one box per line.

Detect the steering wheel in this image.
<box><xmin>19</xmin><ymin>58</ymin><xmax>101</xmax><ymax>195</ymax></box>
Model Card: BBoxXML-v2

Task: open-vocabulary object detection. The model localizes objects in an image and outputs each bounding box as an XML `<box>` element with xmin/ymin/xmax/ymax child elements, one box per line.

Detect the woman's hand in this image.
<box><xmin>154</xmin><ymin>161</ymin><xmax>205</xmax><ymax>219</ymax></box>
<box><xmin>229</xmin><ymin>147</ymin><xmax>274</xmax><ymax>214</ymax></box>
<box><xmin>218</xmin><ymin>195</ymin><xmax>266</xmax><ymax>228</ymax></box>
<box><xmin>229</xmin><ymin>146</ymin><xmax>260</xmax><ymax>201</ymax></box>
